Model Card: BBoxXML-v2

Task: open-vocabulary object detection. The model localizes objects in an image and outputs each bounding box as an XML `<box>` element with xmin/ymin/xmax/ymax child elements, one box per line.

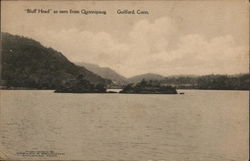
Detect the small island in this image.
<box><xmin>120</xmin><ymin>79</ymin><xmax>177</xmax><ymax>94</ymax></box>
<box><xmin>55</xmin><ymin>75</ymin><xmax>107</xmax><ymax>93</ymax></box>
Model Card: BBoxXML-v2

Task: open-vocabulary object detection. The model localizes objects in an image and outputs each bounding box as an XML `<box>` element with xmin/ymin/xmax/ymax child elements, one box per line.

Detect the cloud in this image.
<box><xmin>122</xmin><ymin>18</ymin><xmax>248</xmax><ymax>76</ymax></box>
<box><xmin>164</xmin><ymin>34</ymin><xmax>248</xmax><ymax>75</ymax></box>
<box><xmin>34</xmin><ymin>28</ymin><xmax>130</xmax><ymax>70</ymax></box>
<box><xmin>19</xmin><ymin>17</ymin><xmax>248</xmax><ymax>77</ymax></box>
<box><xmin>128</xmin><ymin>17</ymin><xmax>177</xmax><ymax>57</ymax></box>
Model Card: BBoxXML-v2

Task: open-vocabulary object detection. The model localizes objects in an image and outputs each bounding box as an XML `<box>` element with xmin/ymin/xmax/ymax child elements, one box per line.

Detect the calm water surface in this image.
<box><xmin>0</xmin><ymin>90</ymin><xmax>249</xmax><ymax>160</ymax></box>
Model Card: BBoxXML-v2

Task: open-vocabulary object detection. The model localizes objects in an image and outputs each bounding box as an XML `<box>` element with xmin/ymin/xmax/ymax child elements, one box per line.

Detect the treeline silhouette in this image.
<box><xmin>120</xmin><ymin>79</ymin><xmax>177</xmax><ymax>94</ymax></box>
<box><xmin>55</xmin><ymin>74</ymin><xmax>106</xmax><ymax>93</ymax></box>
<box><xmin>161</xmin><ymin>74</ymin><xmax>249</xmax><ymax>90</ymax></box>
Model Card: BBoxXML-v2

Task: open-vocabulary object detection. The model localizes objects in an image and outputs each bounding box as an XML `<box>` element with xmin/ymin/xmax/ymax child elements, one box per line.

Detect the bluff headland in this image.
<box><xmin>1</xmin><ymin>32</ymin><xmax>111</xmax><ymax>89</ymax></box>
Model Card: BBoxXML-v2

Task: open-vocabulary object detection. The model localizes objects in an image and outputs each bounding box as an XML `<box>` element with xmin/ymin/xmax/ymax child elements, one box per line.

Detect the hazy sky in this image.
<box><xmin>1</xmin><ymin>0</ymin><xmax>249</xmax><ymax>77</ymax></box>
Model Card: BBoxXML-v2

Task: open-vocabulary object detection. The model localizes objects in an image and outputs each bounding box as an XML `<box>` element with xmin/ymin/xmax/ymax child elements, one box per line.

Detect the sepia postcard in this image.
<box><xmin>0</xmin><ymin>0</ymin><xmax>249</xmax><ymax>160</ymax></box>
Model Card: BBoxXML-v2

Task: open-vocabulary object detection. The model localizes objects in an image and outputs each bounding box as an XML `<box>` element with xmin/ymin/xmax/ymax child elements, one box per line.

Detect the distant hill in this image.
<box><xmin>128</xmin><ymin>73</ymin><xmax>165</xmax><ymax>83</ymax></box>
<box><xmin>1</xmin><ymin>32</ymin><xmax>111</xmax><ymax>89</ymax></box>
<box><xmin>76</xmin><ymin>62</ymin><xmax>128</xmax><ymax>85</ymax></box>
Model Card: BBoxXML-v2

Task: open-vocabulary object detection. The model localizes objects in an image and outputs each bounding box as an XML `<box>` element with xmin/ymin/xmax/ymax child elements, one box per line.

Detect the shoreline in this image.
<box><xmin>1</xmin><ymin>88</ymin><xmax>249</xmax><ymax>92</ymax></box>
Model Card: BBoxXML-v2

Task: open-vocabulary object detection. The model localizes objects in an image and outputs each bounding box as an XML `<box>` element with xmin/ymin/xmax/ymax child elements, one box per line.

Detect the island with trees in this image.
<box><xmin>55</xmin><ymin>75</ymin><xmax>107</xmax><ymax>93</ymax></box>
<box><xmin>120</xmin><ymin>79</ymin><xmax>177</xmax><ymax>94</ymax></box>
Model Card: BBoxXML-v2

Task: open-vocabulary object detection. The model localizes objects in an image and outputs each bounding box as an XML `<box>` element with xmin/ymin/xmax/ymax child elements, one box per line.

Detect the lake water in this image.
<box><xmin>0</xmin><ymin>90</ymin><xmax>248</xmax><ymax>160</ymax></box>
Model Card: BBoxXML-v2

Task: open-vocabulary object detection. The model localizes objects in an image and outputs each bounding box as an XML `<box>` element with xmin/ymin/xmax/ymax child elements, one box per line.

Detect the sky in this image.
<box><xmin>1</xmin><ymin>0</ymin><xmax>249</xmax><ymax>77</ymax></box>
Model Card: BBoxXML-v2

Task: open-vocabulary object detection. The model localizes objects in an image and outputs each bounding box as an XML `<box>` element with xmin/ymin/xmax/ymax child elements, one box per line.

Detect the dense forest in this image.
<box><xmin>161</xmin><ymin>74</ymin><xmax>250</xmax><ymax>90</ymax></box>
<box><xmin>120</xmin><ymin>79</ymin><xmax>177</xmax><ymax>94</ymax></box>
<box><xmin>1</xmin><ymin>32</ymin><xmax>111</xmax><ymax>89</ymax></box>
<box><xmin>55</xmin><ymin>74</ymin><xmax>107</xmax><ymax>93</ymax></box>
